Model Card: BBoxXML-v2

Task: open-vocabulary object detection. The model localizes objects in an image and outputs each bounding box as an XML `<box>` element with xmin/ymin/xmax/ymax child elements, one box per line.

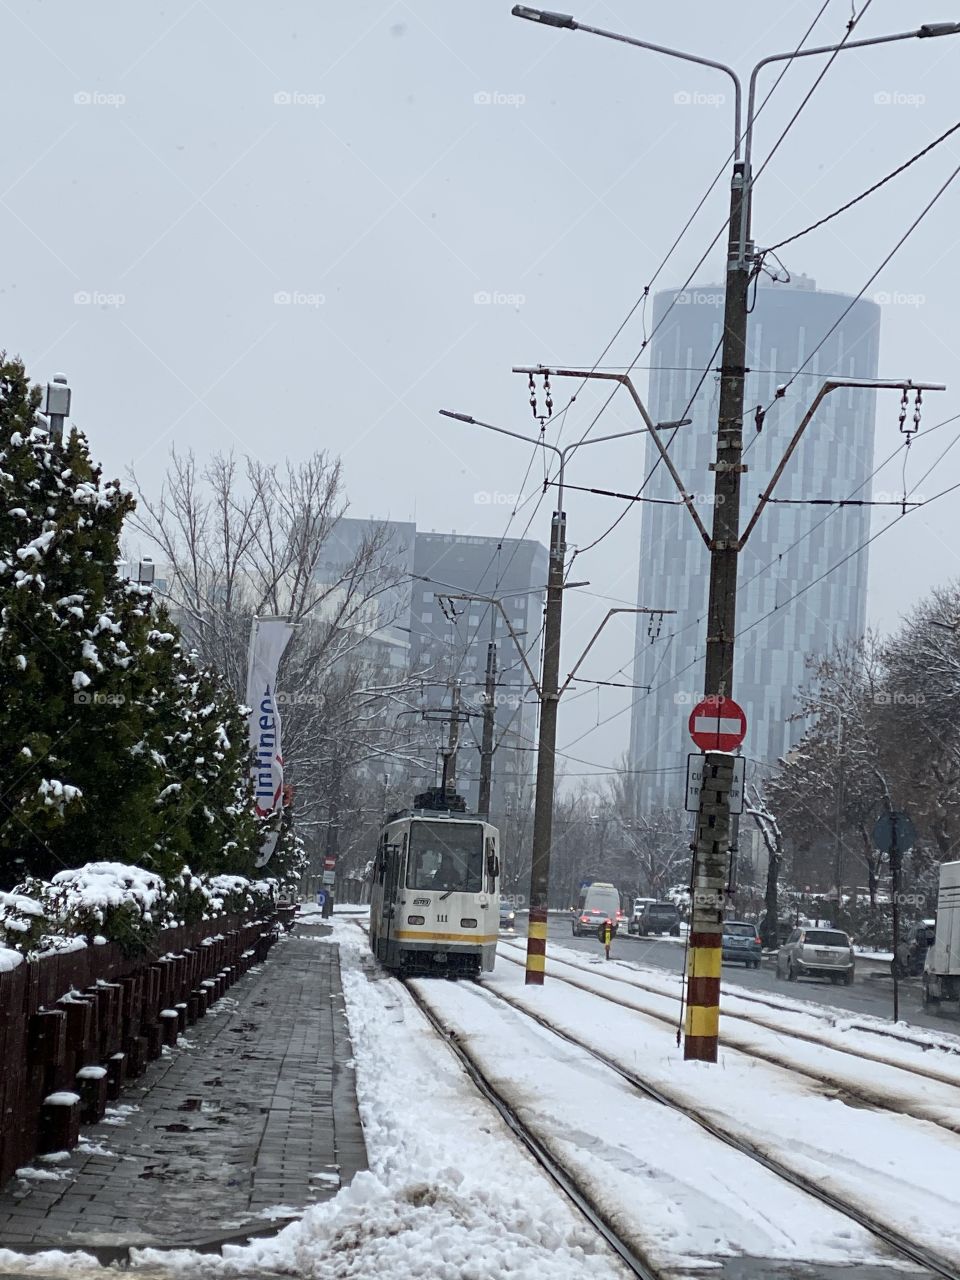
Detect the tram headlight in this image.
<box><xmin>460</xmin><ymin>918</ymin><xmax>478</xmax><ymax>928</ymax></box>
<box><xmin>407</xmin><ymin>915</ymin><xmax>425</xmax><ymax>925</ymax></box>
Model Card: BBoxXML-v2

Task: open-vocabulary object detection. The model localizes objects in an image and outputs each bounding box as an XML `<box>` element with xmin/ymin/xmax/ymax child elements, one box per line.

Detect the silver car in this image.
<box><xmin>776</xmin><ymin>926</ymin><xmax>855</xmax><ymax>985</ymax></box>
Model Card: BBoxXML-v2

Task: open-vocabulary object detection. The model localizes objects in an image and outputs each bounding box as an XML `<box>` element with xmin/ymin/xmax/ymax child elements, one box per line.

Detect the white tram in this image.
<box><xmin>369</xmin><ymin>798</ymin><xmax>500</xmax><ymax>977</ymax></box>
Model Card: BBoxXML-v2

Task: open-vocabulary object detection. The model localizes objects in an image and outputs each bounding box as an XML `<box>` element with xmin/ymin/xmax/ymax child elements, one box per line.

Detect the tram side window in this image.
<box><xmin>407</xmin><ymin>822</ymin><xmax>483</xmax><ymax>893</ymax></box>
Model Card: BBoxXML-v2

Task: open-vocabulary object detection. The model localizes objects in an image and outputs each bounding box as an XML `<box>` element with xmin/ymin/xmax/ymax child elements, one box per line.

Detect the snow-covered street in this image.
<box><xmin>6</xmin><ymin>915</ymin><xmax>960</xmax><ymax>1278</ymax></box>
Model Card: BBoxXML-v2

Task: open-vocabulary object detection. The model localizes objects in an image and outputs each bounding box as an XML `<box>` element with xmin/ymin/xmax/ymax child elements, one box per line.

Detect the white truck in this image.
<box><xmin>922</xmin><ymin>860</ymin><xmax>960</xmax><ymax>1007</ymax></box>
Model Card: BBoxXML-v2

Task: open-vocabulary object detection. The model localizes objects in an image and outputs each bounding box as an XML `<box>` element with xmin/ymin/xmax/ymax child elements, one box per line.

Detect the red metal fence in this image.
<box><xmin>0</xmin><ymin>910</ymin><xmax>286</xmax><ymax>1188</ymax></box>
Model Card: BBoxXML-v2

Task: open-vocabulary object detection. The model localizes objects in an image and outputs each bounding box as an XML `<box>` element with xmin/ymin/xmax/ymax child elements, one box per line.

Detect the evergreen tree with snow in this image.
<box><xmin>0</xmin><ymin>357</ymin><xmax>259</xmax><ymax>891</ymax></box>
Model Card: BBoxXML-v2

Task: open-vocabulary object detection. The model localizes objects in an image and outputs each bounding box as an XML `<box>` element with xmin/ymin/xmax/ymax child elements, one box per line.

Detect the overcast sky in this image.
<box><xmin>5</xmin><ymin>0</ymin><xmax>960</xmax><ymax>781</ymax></box>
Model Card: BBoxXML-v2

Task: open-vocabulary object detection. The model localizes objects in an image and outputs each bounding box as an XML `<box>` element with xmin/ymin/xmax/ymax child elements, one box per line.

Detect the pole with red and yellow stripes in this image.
<box><xmin>684</xmin><ymin>752</ymin><xmax>734</xmax><ymax>1061</ymax></box>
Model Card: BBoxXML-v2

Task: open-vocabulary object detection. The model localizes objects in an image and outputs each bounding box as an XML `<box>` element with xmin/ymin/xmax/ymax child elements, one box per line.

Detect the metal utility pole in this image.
<box><xmin>512</xmin><ymin>4</ymin><xmax>957</xmax><ymax>1061</ymax></box>
<box><xmin>441</xmin><ymin>407</ymin><xmax>667</xmax><ymax>986</ymax></box>
<box><xmin>526</xmin><ymin>507</ymin><xmax>565</xmax><ymax>984</ymax></box>
<box><xmin>682</xmin><ymin>156</ymin><xmax>752</xmax><ymax>1060</ymax></box>
<box><xmin>477</xmin><ymin>607</ymin><xmax>498</xmax><ymax>820</ymax></box>
<box><xmin>834</xmin><ymin>711</ymin><xmax>845</xmax><ymax>926</ymax></box>
<box><xmin>440</xmin><ymin>680</ymin><xmax>463</xmax><ymax>799</ymax></box>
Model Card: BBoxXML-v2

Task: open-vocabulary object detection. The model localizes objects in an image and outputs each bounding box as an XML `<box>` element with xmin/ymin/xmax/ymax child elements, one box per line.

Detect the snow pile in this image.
<box><xmin>49</xmin><ymin>861</ymin><xmax>164</xmax><ymax>920</ymax></box>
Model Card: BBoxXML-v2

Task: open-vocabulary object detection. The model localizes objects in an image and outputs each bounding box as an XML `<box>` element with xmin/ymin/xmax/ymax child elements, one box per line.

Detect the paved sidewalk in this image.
<box><xmin>0</xmin><ymin>925</ymin><xmax>366</xmax><ymax>1253</ymax></box>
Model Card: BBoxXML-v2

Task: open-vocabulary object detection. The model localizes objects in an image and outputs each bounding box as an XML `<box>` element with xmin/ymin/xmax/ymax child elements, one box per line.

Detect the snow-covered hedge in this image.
<box><xmin>0</xmin><ymin>861</ymin><xmax>278</xmax><ymax>961</ymax></box>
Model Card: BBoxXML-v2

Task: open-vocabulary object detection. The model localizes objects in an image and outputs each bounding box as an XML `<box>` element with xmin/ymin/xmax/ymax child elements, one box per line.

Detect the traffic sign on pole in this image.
<box><xmin>323</xmin><ymin>855</ymin><xmax>336</xmax><ymax>871</ymax></box>
<box><xmin>686</xmin><ymin>754</ymin><xmax>745</xmax><ymax>814</ymax></box>
<box><xmin>688</xmin><ymin>695</ymin><xmax>747</xmax><ymax>752</ymax></box>
<box><xmin>322</xmin><ymin>869</ymin><xmax>336</xmax><ymax>886</ymax></box>
<box><xmin>871</xmin><ymin>812</ymin><xmax>916</xmax><ymax>854</ymax></box>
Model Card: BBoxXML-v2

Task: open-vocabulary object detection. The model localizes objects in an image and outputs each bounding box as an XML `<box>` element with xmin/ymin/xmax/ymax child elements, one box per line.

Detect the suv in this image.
<box><xmin>722</xmin><ymin>920</ymin><xmax>762</xmax><ymax>968</ymax></box>
<box><xmin>627</xmin><ymin>897</ymin><xmax>657</xmax><ymax>935</ymax></box>
<box><xmin>636</xmin><ymin>901</ymin><xmax>681</xmax><ymax>937</ymax></box>
<box><xmin>776</xmin><ymin>926</ymin><xmax>855</xmax><ymax>984</ymax></box>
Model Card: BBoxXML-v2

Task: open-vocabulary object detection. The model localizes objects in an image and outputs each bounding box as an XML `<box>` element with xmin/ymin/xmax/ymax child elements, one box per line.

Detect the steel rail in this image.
<box><xmin>403</xmin><ymin>979</ymin><xmax>661</xmax><ymax>1280</ymax></box>
<box><xmin>499</xmin><ymin>938</ymin><xmax>960</xmax><ymax>1093</ymax></box>
<box><xmin>486</xmin><ymin>958</ymin><xmax>960</xmax><ymax>1280</ymax></box>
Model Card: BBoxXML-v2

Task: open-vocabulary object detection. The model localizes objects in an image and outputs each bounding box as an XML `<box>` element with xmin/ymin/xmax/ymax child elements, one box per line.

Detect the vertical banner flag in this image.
<box><xmin>246</xmin><ymin>617</ymin><xmax>295</xmax><ymax>867</ymax></box>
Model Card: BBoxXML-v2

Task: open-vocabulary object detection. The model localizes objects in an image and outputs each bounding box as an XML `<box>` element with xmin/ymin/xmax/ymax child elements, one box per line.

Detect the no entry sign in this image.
<box><xmin>688</xmin><ymin>696</ymin><xmax>747</xmax><ymax>752</ymax></box>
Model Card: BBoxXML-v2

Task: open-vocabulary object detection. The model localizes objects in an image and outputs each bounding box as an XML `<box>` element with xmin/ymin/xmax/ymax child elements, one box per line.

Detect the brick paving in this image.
<box><xmin>0</xmin><ymin>925</ymin><xmax>366</xmax><ymax>1252</ymax></box>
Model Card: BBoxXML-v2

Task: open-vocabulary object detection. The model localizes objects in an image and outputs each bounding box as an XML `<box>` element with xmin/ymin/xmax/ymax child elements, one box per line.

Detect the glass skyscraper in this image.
<box><xmin>628</xmin><ymin>276</ymin><xmax>881</xmax><ymax>811</ymax></box>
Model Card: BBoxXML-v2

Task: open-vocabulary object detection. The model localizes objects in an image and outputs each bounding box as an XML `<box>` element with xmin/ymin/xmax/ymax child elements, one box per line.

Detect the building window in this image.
<box><xmin>421</xmin><ymin>611</ymin><xmax>433</xmax><ymax>623</ymax></box>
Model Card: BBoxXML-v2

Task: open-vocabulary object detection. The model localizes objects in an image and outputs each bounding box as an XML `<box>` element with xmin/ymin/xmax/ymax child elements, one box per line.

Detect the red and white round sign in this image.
<box><xmin>688</xmin><ymin>695</ymin><xmax>747</xmax><ymax>752</ymax></box>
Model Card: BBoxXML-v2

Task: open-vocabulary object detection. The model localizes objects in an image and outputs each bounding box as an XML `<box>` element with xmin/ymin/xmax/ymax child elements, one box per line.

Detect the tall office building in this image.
<box><xmin>411</xmin><ymin>532</ymin><xmax>548</xmax><ymax>814</ymax></box>
<box><xmin>315</xmin><ymin>516</ymin><xmax>416</xmax><ymax>669</ymax></box>
<box><xmin>629</xmin><ymin>276</ymin><xmax>881</xmax><ymax>813</ymax></box>
<box><xmin>315</xmin><ymin>519</ymin><xmax>548</xmax><ymax>813</ymax></box>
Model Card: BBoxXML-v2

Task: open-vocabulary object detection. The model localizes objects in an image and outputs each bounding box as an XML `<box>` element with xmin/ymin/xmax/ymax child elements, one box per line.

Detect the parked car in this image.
<box><xmin>499</xmin><ymin>902</ymin><xmax>517</xmax><ymax>932</ymax></box>
<box><xmin>627</xmin><ymin>897</ymin><xmax>657</xmax><ymax>935</ymax></box>
<box><xmin>572</xmin><ymin>882</ymin><xmax>623</xmax><ymax>937</ymax></box>
<box><xmin>776</xmin><ymin>926</ymin><xmax>855</xmax><ymax>984</ymax></box>
<box><xmin>892</xmin><ymin>919</ymin><xmax>935</xmax><ymax>977</ymax></box>
<box><xmin>722</xmin><ymin>920</ymin><xmax>762</xmax><ymax>968</ymax></box>
<box><xmin>635</xmin><ymin>901</ymin><xmax>681</xmax><ymax>937</ymax></box>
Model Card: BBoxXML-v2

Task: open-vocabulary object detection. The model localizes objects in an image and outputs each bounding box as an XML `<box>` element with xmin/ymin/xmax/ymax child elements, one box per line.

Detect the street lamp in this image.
<box><xmin>510</xmin><ymin>6</ymin><xmax>959</xmax><ymax>1060</ymax></box>
<box><xmin>44</xmin><ymin>374</ymin><xmax>72</xmax><ymax>446</ymax></box>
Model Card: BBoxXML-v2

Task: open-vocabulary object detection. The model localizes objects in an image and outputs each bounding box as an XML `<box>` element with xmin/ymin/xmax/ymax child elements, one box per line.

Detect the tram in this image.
<box><xmin>369</xmin><ymin>789</ymin><xmax>500</xmax><ymax>976</ymax></box>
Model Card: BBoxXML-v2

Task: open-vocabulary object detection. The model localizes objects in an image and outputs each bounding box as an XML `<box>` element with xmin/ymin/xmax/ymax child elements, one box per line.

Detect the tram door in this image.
<box><xmin>382</xmin><ymin>833</ymin><xmax>407</xmax><ymax>955</ymax></box>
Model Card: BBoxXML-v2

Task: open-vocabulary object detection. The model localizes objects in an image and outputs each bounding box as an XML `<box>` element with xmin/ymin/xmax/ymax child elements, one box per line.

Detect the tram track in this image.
<box><xmin>496</xmin><ymin>946</ymin><xmax>960</xmax><ymax>1137</ymax></box>
<box><xmin>347</xmin><ymin>917</ymin><xmax>960</xmax><ymax>1278</ymax></box>
<box><xmin>402</xmin><ymin>979</ymin><xmax>660</xmax><ymax>1280</ymax></box>
<box><xmin>471</xmin><ymin>971</ymin><xmax>960</xmax><ymax>1280</ymax></box>
<box><xmin>501</xmin><ymin>937</ymin><xmax>960</xmax><ymax>1095</ymax></box>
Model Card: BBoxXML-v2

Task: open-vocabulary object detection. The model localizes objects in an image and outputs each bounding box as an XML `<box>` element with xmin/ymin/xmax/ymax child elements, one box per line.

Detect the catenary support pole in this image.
<box><xmin>477</xmin><ymin>608</ymin><xmax>498</xmax><ymax>819</ymax></box>
<box><xmin>526</xmin><ymin>509</ymin><xmax>565</xmax><ymax>985</ymax></box>
<box><xmin>685</xmin><ymin>162</ymin><xmax>751</xmax><ymax>1063</ymax></box>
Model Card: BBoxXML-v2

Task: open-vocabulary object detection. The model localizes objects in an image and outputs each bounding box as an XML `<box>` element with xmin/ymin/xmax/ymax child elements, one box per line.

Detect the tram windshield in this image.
<box><xmin>406</xmin><ymin>821</ymin><xmax>484</xmax><ymax>893</ymax></box>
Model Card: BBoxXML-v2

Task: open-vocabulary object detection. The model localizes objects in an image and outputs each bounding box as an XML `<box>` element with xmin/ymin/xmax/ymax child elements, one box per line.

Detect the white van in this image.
<box><xmin>572</xmin><ymin>881</ymin><xmax>623</xmax><ymax>937</ymax></box>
